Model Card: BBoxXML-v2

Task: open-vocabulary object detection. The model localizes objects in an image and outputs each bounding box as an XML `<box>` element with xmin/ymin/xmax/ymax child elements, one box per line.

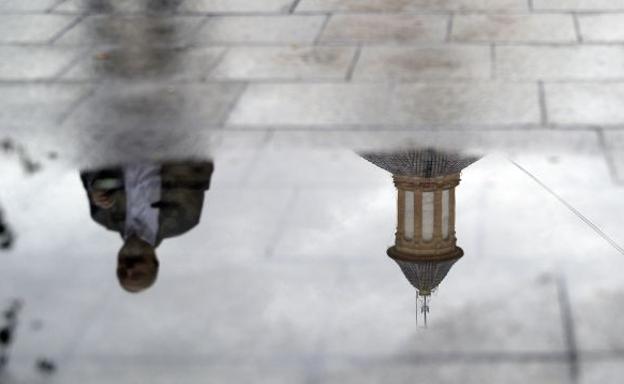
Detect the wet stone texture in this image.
<box><xmin>2</xmin><ymin>0</ymin><xmax>624</xmax><ymax>383</ymax></box>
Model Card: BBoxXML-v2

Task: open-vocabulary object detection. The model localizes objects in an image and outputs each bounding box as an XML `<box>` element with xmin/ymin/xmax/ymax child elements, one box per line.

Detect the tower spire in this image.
<box><xmin>361</xmin><ymin>148</ymin><xmax>480</xmax><ymax>326</ymax></box>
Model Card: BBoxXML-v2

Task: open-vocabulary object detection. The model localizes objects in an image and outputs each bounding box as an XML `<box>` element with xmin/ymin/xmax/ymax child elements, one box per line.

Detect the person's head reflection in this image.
<box><xmin>81</xmin><ymin>161</ymin><xmax>214</xmax><ymax>293</ymax></box>
<box><xmin>117</xmin><ymin>234</ymin><xmax>159</xmax><ymax>293</ymax></box>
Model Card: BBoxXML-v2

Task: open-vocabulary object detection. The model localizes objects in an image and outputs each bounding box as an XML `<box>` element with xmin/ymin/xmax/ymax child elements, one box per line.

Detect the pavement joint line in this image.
<box><xmin>48</xmin><ymin>13</ymin><xmax>86</xmax><ymax>44</ymax></box>
<box><xmin>52</xmin><ymin>45</ymin><xmax>96</xmax><ymax>81</ymax></box>
<box><xmin>263</xmin><ymin>188</ymin><xmax>300</xmax><ymax>259</ymax></box>
<box><xmin>345</xmin><ymin>45</ymin><xmax>362</xmax><ymax>81</ymax></box>
<box><xmin>538</xmin><ymin>81</ymin><xmax>548</xmax><ymax>126</ymax></box>
<box><xmin>12</xmin><ymin>77</ymin><xmax>624</xmax><ymax>85</ymax></box>
<box><xmin>490</xmin><ymin>43</ymin><xmax>497</xmax><ymax>79</ymax></box>
<box><xmin>57</xmin><ymin>82</ymin><xmax>101</xmax><ymax>125</ymax></box>
<box><xmin>572</xmin><ymin>13</ymin><xmax>583</xmax><ymax>43</ymax></box>
<box><xmin>597</xmin><ymin>128</ymin><xmax>621</xmax><ymax>184</ymax></box>
<box><xmin>445</xmin><ymin>13</ymin><xmax>455</xmax><ymax>42</ymax></box>
<box><xmin>47</xmin><ymin>0</ymin><xmax>67</xmax><ymax>12</ymax></box>
<box><xmin>556</xmin><ymin>275</ymin><xmax>579</xmax><ymax>384</ymax></box>
<box><xmin>313</xmin><ymin>13</ymin><xmax>332</xmax><ymax>44</ymax></box>
<box><xmin>14</xmin><ymin>40</ymin><xmax>624</xmax><ymax>48</ymax></box>
<box><xmin>216</xmin><ymin>82</ymin><xmax>250</xmax><ymax>127</ymax></box>
<box><xmin>24</xmin><ymin>9</ymin><xmax>624</xmax><ymax>16</ymax></box>
<box><xmin>289</xmin><ymin>0</ymin><xmax>304</xmax><ymax>14</ymax></box>
<box><xmin>28</xmin><ymin>350</ymin><xmax>624</xmax><ymax>367</ymax></box>
<box><xmin>202</xmin><ymin>46</ymin><xmax>231</xmax><ymax>78</ymax></box>
<box><xmin>185</xmin><ymin>12</ymin><xmax>215</xmax><ymax>46</ymax></box>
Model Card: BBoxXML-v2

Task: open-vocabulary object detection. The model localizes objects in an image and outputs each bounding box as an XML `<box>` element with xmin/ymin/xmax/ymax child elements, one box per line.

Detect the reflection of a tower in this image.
<box><xmin>363</xmin><ymin>149</ymin><xmax>479</xmax><ymax>325</ymax></box>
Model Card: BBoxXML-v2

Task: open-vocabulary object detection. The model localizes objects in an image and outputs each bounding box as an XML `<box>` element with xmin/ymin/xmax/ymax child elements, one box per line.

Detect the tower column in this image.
<box><xmin>391</xmin><ymin>173</ymin><xmax>462</xmax><ymax>262</ymax></box>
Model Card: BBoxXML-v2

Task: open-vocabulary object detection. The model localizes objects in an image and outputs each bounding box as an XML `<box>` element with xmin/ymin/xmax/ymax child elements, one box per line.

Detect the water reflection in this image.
<box><xmin>0</xmin><ymin>209</ymin><xmax>12</xmax><ymax>251</ymax></box>
<box><xmin>70</xmin><ymin>0</ymin><xmax>183</xmax><ymax>13</ymax></box>
<box><xmin>80</xmin><ymin>160</ymin><xmax>214</xmax><ymax>292</ymax></box>
<box><xmin>0</xmin><ymin>300</ymin><xmax>21</xmax><ymax>371</ymax></box>
<box><xmin>363</xmin><ymin>149</ymin><xmax>480</xmax><ymax>325</ymax></box>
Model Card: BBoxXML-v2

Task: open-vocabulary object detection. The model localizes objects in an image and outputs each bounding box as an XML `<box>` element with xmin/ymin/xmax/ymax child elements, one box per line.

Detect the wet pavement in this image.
<box><xmin>2</xmin><ymin>0</ymin><xmax>624</xmax><ymax>383</ymax></box>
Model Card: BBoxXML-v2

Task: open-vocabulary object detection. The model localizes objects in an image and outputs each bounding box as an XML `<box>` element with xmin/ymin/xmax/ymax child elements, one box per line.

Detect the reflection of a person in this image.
<box><xmin>81</xmin><ymin>161</ymin><xmax>214</xmax><ymax>293</ymax></box>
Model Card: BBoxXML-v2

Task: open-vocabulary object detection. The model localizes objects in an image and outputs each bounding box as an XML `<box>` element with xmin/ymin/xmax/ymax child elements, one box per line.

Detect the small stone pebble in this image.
<box><xmin>95</xmin><ymin>52</ymin><xmax>111</xmax><ymax>61</ymax></box>
<box><xmin>36</xmin><ymin>359</ymin><xmax>56</xmax><ymax>374</ymax></box>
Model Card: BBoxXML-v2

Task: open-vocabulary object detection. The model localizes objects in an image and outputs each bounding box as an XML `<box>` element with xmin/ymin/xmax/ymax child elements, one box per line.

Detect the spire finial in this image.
<box><xmin>415</xmin><ymin>291</ymin><xmax>430</xmax><ymax>329</ymax></box>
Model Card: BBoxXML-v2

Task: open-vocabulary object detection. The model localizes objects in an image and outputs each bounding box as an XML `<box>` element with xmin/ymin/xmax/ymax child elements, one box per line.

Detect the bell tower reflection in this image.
<box><xmin>362</xmin><ymin>149</ymin><xmax>480</xmax><ymax>326</ymax></box>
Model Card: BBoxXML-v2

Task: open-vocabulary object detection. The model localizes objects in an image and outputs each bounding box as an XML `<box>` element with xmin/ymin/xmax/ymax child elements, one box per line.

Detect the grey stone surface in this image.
<box><xmin>0</xmin><ymin>46</ymin><xmax>81</xmax><ymax>80</ymax></box>
<box><xmin>54</xmin><ymin>0</ymin><xmax>181</xmax><ymax>12</ymax></box>
<box><xmin>0</xmin><ymin>84</ymin><xmax>92</xmax><ymax>127</ymax></box>
<box><xmin>0</xmin><ymin>0</ymin><xmax>59</xmax><ymax>11</ymax></box>
<box><xmin>65</xmin><ymin>82</ymin><xmax>246</xmax><ymax>130</ymax></box>
<box><xmin>496</xmin><ymin>46</ymin><xmax>624</xmax><ymax>80</ymax></box>
<box><xmin>61</xmin><ymin>46</ymin><xmax>225</xmax><ymax>81</ymax></box>
<box><xmin>353</xmin><ymin>46</ymin><xmax>491</xmax><ymax>80</ymax></box>
<box><xmin>228</xmin><ymin>83</ymin><xmax>540</xmax><ymax>126</ymax></box>
<box><xmin>320</xmin><ymin>14</ymin><xmax>448</xmax><ymax>43</ymax></box>
<box><xmin>0</xmin><ymin>14</ymin><xmax>78</xmax><ymax>43</ymax></box>
<box><xmin>545</xmin><ymin>83</ymin><xmax>624</xmax><ymax>125</ymax></box>
<box><xmin>195</xmin><ymin>15</ymin><xmax>326</xmax><ymax>44</ymax></box>
<box><xmin>210</xmin><ymin>46</ymin><xmax>356</xmax><ymax>80</ymax></box>
<box><xmin>602</xmin><ymin>130</ymin><xmax>624</xmax><ymax>183</ymax></box>
<box><xmin>297</xmin><ymin>0</ymin><xmax>528</xmax><ymax>11</ymax></box>
<box><xmin>321</xmin><ymin>362</ymin><xmax>570</xmax><ymax>384</ymax></box>
<box><xmin>4</xmin><ymin>0</ymin><xmax>624</xmax><ymax>380</ymax></box>
<box><xmin>180</xmin><ymin>0</ymin><xmax>293</xmax><ymax>13</ymax></box>
<box><xmin>452</xmin><ymin>14</ymin><xmax>576</xmax><ymax>43</ymax></box>
<box><xmin>0</xmin><ymin>144</ymin><xmax>621</xmax><ymax>383</ymax></box>
<box><xmin>52</xmin><ymin>361</ymin><xmax>306</xmax><ymax>384</ymax></box>
<box><xmin>580</xmin><ymin>360</ymin><xmax>624</xmax><ymax>384</ymax></box>
<box><xmin>55</xmin><ymin>15</ymin><xmax>204</xmax><ymax>46</ymax></box>
<box><xmin>69</xmin><ymin>262</ymin><xmax>340</xmax><ymax>358</ymax></box>
<box><xmin>578</xmin><ymin>14</ymin><xmax>624</xmax><ymax>42</ymax></box>
<box><xmin>269</xmin><ymin>130</ymin><xmax>602</xmax><ymax>154</ymax></box>
<box><xmin>533</xmin><ymin>0</ymin><xmax>624</xmax><ymax>10</ymax></box>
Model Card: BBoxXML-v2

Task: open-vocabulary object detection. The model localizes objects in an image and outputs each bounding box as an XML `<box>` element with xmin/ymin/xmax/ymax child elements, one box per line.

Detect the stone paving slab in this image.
<box><xmin>545</xmin><ymin>83</ymin><xmax>624</xmax><ymax>126</ymax></box>
<box><xmin>2</xmin><ymin>0</ymin><xmax>624</xmax><ymax>135</ymax></box>
<box><xmin>577</xmin><ymin>14</ymin><xmax>624</xmax><ymax>42</ymax></box>
<box><xmin>319</xmin><ymin>14</ymin><xmax>448</xmax><ymax>44</ymax></box>
<box><xmin>65</xmin><ymin>82</ymin><xmax>246</xmax><ymax>130</ymax></box>
<box><xmin>62</xmin><ymin>46</ymin><xmax>225</xmax><ymax>81</ymax></box>
<box><xmin>0</xmin><ymin>84</ymin><xmax>93</xmax><ymax>127</ymax></box>
<box><xmin>268</xmin><ymin>130</ymin><xmax>602</xmax><ymax>154</ymax></box>
<box><xmin>0</xmin><ymin>0</ymin><xmax>60</xmax><ymax>11</ymax></box>
<box><xmin>579</xmin><ymin>360</ymin><xmax>624</xmax><ymax>384</ymax></box>
<box><xmin>54</xmin><ymin>15</ymin><xmax>204</xmax><ymax>46</ymax></box>
<box><xmin>210</xmin><ymin>46</ymin><xmax>356</xmax><ymax>80</ymax></box>
<box><xmin>54</xmin><ymin>0</ymin><xmax>178</xmax><ymax>13</ymax></box>
<box><xmin>70</xmin><ymin>262</ymin><xmax>342</xmax><ymax>358</ymax></box>
<box><xmin>50</xmin><ymin>360</ymin><xmax>306</xmax><ymax>384</ymax></box>
<box><xmin>195</xmin><ymin>15</ymin><xmax>326</xmax><ymax>44</ymax></box>
<box><xmin>555</xmin><ymin>238</ymin><xmax>624</xmax><ymax>351</ymax></box>
<box><xmin>179</xmin><ymin>0</ymin><xmax>293</xmax><ymax>13</ymax></box>
<box><xmin>452</xmin><ymin>14</ymin><xmax>577</xmax><ymax>43</ymax></box>
<box><xmin>600</xmin><ymin>130</ymin><xmax>624</xmax><ymax>183</ymax></box>
<box><xmin>533</xmin><ymin>0</ymin><xmax>624</xmax><ymax>11</ymax></box>
<box><xmin>496</xmin><ymin>46</ymin><xmax>624</xmax><ymax>80</ymax></box>
<box><xmin>296</xmin><ymin>0</ymin><xmax>528</xmax><ymax>12</ymax></box>
<box><xmin>321</xmin><ymin>362</ymin><xmax>570</xmax><ymax>384</ymax></box>
<box><xmin>353</xmin><ymin>46</ymin><xmax>491</xmax><ymax>80</ymax></box>
<box><xmin>227</xmin><ymin>83</ymin><xmax>540</xmax><ymax>126</ymax></box>
<box><xmin>0</xmin><ymin>46</ymin><xmax>82</xmax><ymax>80</ymax></box>
<box><xmin>0</xmin><ymin>14</ymin><xmax>78</xmax><ymax>44</ymax></box>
